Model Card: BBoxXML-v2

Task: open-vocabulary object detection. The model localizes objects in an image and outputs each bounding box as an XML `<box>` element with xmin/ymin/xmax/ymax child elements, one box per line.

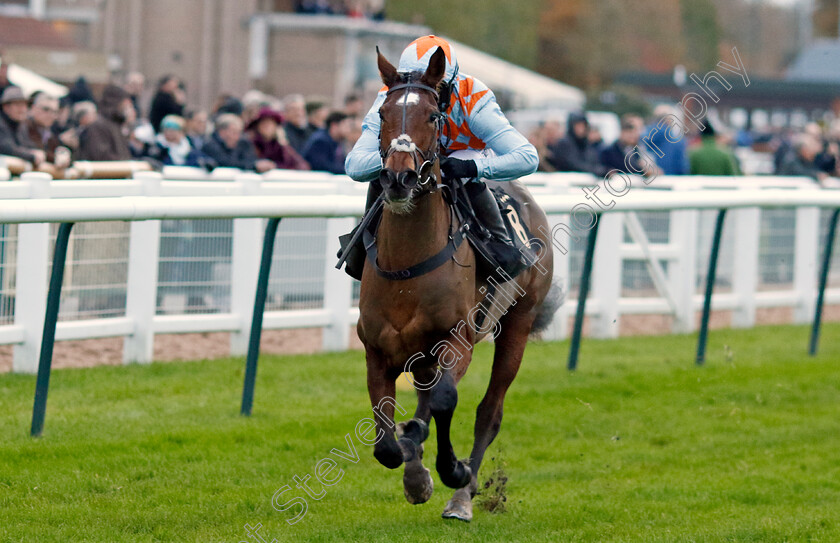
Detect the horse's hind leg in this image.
<box><xmin>443</xmin><ymin>311</ymin><xmax>534</xmax><ymax>522</ymax></box>
<box><xmin>431</xmin><ymin>369</ymin><xmax>472</xmax><ymax>490</ymax></box>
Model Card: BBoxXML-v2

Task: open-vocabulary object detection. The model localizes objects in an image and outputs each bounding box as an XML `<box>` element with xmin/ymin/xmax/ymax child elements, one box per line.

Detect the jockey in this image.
<box><xmin>343</xmin><ymin>35</ymin><xmax>539</xmax><ymax>278</ymax></box>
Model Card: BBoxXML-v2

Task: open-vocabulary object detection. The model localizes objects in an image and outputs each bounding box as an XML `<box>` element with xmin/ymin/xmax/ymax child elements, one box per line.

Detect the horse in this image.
<box><xmin>356</xmin><ymin>46</ymin><xmax>560</xmax><ymax>522</ymax></box>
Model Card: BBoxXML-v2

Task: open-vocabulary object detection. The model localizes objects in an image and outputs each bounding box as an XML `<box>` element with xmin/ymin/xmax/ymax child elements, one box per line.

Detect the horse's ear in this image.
<box><xmin>421</xmin><ymin>47</ymin><xmax>447</xmax><ymax>89</ymax></box>
<box><xmin>377</xmin><ymin>47</ymin><xmax>400</xmax><ymax>89</ymax></box>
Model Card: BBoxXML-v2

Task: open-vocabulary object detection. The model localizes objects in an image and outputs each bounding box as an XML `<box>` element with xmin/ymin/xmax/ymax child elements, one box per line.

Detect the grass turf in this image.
<box><xmin>1</xmin><ymin>324</ymin><xmax>839</xmax><ymax>542</ymax></box>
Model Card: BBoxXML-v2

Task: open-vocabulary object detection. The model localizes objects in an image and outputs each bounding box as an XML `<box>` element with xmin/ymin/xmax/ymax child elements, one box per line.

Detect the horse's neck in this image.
<box><xmin>377</xmin><ymin>192</ymin><xmax>451</xmax><ymax>271</ymax></box>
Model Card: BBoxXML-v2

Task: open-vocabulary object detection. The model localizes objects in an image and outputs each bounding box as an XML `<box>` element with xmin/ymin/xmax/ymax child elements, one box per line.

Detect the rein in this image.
<box><xmin>380</xmin><ymin>80</ymin><xmax>447</xmax><ymax>188</ymax></box>
<box><xmin>368</xmin><ymin>78</ymin><xmax>468</xmax><ymax>281</ymax></box>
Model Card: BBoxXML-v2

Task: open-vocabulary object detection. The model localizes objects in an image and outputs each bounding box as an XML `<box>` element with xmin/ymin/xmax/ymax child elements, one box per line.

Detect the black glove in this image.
<box><xmin>439</xmin><ymin>157</ymin><xmax>478</xmax><ymax>180</ymax></box>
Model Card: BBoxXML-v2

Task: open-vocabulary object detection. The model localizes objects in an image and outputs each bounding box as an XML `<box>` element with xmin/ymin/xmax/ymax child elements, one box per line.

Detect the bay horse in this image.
<box><xmin>357</xmin><ymin>46</ymin><xmax>560</xmax><ymax>522</ymax></box>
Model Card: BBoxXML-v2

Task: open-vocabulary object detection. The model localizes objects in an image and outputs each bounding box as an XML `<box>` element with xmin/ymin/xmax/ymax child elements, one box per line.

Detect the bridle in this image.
<box><xmin>379</xmin><ymin>78</ymin><xmax>448</xmax><ymax>190</ymax></box>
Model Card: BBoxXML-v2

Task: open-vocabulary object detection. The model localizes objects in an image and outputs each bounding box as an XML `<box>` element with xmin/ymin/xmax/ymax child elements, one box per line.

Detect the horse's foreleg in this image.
<box><xmin>398</xmin><ymin>367</ymin><xmax>435</xmax><ymax>504</ymax></box>
<box><xmin>443</xmin><ymin>311</ymin><xmax>533</xmax><ymax>522</ymax></box>
<box><xmin>366</xmin><ymin>353</ymin><xmax>404</xmax><ymax>469</ymax></box>
<box><xmin>431</xmin><ymin>369</ymin><xmax>472</xmax><ymax>489</ymax></box>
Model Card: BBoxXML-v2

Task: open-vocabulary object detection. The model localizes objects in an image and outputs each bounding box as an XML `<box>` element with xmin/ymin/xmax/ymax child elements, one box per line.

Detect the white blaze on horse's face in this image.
<box><xmin>397</xmin><ymin>92</ymin><xmax>420</xmax><ymax>106</ymax></box>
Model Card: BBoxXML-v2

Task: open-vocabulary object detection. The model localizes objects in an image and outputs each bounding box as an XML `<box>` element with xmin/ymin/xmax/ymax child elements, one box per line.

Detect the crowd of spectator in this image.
<box><xmin>528</xmin><ymin>104</ymin><xmax>840</xmax><ymax>183</ymax></box>
<box><xmin>0</xmin><ymin>71</ymin><xmax>364</xmax><ymax>177</ymax></box>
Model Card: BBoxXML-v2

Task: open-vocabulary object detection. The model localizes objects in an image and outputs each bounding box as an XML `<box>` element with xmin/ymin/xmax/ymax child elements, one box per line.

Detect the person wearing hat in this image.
<box><xmin>247</xmin><ymin>107</ymin><xmax>309</xmax><ymax>171</ymax></box>
<box><xmin>0</xmin><ymin>86</ymin><xmax>46</xmax><ymax>166</ymax></box>
<box><xmin>148</xmin><ymin>114</ymin><xmax>209</xmax><ymax>168</ymax></box>
<box><xmin>77</xmin><ymin>84</ymin><xmax>134</xmax><ymax>161</ymax></box>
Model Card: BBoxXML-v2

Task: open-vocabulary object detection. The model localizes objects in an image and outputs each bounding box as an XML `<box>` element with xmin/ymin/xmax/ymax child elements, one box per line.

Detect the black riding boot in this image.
<box><xmin>337</xmin><ymin>182</ymin><xmax>382</xmax><ymax>280</ymax></box>
<box><xmin>465</xmin><ymin>181</ymin><xmax>529</xmax><ymax>279</ymax></box>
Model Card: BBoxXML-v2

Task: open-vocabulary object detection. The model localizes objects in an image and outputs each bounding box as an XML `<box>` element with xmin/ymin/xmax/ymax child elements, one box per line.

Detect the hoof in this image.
<box><xmin>403</xmin><ymin>456</ymin><xmax>434</xmax><ymax>504</ymax></box>
<box><xmin>442</xmin><ymin>487</ymin><xmax>472</xmax><ymax>522</ymax></box>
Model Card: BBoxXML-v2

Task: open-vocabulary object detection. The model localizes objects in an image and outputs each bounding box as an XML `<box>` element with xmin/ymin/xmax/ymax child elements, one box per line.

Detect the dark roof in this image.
<box><xmin>0</xmin><ymin>15</ymin><xmax>78</xmax><ymax>50</ymax></box>
<box><xmin>616</xmin><ymin>71</ymin><xmax>840</xmax><ymax>109</ymax></box>
<box><xmin>787</xmin><ymin>40</ymin><xmax>840</xmax><ymax>83</ymax></box>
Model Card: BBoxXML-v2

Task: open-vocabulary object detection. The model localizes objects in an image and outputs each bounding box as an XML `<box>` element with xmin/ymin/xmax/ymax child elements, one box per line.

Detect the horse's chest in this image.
<box><xmin>361</xmin><ymin>291</ymin><xmax>465</xmax><ymax>359</ymax></box>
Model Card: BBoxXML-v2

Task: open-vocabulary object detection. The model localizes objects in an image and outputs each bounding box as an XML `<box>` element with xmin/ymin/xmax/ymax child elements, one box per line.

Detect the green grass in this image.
<box><xmin>1</xmin><ymin>324</ymin><xmax>839</xmax><ymax>542</ymax></box>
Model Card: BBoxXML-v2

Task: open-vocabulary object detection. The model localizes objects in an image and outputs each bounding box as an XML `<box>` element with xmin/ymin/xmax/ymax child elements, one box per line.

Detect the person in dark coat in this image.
<box><xmin>0</xmin><ymin>86</ymin><xmax>44</xmax><ymax>165</ymax></box>
<box><xmin>778</xmin><ymin>134</ymin><xmax>826</xmax><ymax>182</ymax></box>
<box><xmin>149</xmin><ymin>75</ymin><xmax>185</xmax><ymax>133</ymax></box>
<box><xmin>202</xmin><ymin>113</ymin><xmax>275</xmax><ymax>172</ymax></box>
<box><xmin>599</xmin><ymin>114</ymin><xmax>655</xmax><ymax>175</ymax></box>
<box><xmin>247</xmin><ymin>108</ymin><xmax>309</xmax><ymax>170</ymax></box>
<box><xmin>548</xmin><ymin>112</ymin><xmax>609</xmax><ymax>176</ymax></box>
<box><xmin>77</xmin><ymin>84</ymin><xmax>133</xmax><ymax>161</ymax></box>
<box><xmin>282</xmin><ymin>94</ymin><xmax>316</xmax><ymax>154</ymax></box>
<box><xmin>147</xmin><ymin>115</ymin><xmax>210</xmax><ymax>168</ymax></box>
<box><xmin>25</xmin><ymin>92</ymin><xmax>68</xmax><ymax>166</ymax></box>
<box><xmin>66</xmin><ymin>76</ymin><xmax>95</xmax><ymax>105</ymax></box>
<box><xmin>302</xmin><ymin>111</ymin><xmax>349</xmax><ymax>174</ymax></box>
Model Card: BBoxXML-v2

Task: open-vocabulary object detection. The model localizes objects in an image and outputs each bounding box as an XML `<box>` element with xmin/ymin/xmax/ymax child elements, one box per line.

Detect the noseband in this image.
<box><xmin>380</xmin><ymin>80</ymin><xmax>447</xmax><ymax>189</ymax></box>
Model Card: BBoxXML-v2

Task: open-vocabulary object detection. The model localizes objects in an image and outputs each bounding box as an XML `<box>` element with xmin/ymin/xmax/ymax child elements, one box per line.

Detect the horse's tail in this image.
<box><xmin>530</xmin><ymin>278</ymin><xmax>565</xmax><ymax>336</ymax></box>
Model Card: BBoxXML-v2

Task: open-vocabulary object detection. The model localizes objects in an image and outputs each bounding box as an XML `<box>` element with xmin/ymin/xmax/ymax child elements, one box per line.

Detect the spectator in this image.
<box><xmin>66</xmin><ymin>76</ymin><xmax>95</xmax><ymax>105</ymax></box>
<box><xmin>296</xmin><ymin>0</ymin><xmax>336</xmax><ymax>14</ymax></box>
<box><xmin>25</xmin><ymin>92</ymin><xmax>69</xmax><ymax>167</ymax></box>
<box><xmin>214</xmin><ymin>95</ymin><xmax>244</xmax><ymax>118</ymax></box>
<box><xmin>282</xmin><ymin>94</ymin><xmax>316</xmax><ymax>153</ymax></box>
<box><xmin>247</xmin><ymin>108</ymin><xmax>310</xmax><ymax>170</ymax></box>
<box><xmin>149</xmin><ymin>75</ymin><xmax>185</xmax><ymax>132</ymax></box>
<box><xmin>58</xmin><ymin>100</ymin><xmax>97</xmax><ymax>152</ymax></box>
<box><xmin>77</xmin><ymin>84</ymin><xmax>133</xmax><ymax>161</ymax></box>
<box><xmin>529</xmin><ymin>119</ymin><xmax>562</xmax><ymax>172</ymax></box>
<box><xmin>184</xmin><ymin>108</ymin><xmax>209</xmax><ymax>151</ymax></box>
<box><xmin>124</xmin><ymin>71</ymin><xmax>146</xmax><ymax>120</ymax></box>
<box><xmin>778</xmin><ymin>133</ymin><xmax>826</xmax><ymax>181</ymax></box>
<box><xmin>0</xmin><ymin>86</ymin><xmax>45</xmax><ymax>166</ymax></box>
<box><xmin>202</xmin><ymin>113</ymin><xmax>274</xmax><ymax>172</ymax></box>
<box><xmin>344</xmin><ymin>93</ymin><xmax>365</xmax><ymax>117</ymax></box>
<box><xmin>689</xmin><ymin>122</ymin><xmax>740</xmax><ymax>176</ymax></box>
<box><xmin>599</xmin><ymin>114</ymin><xmax>656</xmax><ymax>175</ymax></box>
<box><xmin>588</xmin><ymin>125</ymin><xmax>604</xmax><ymax>154</ymax></box>
<box><xmin>148</xmin><ymin>115</ymin><xmax>209</xmax><ymax>168</ymax></box>
<box><xmin>307</xmin><ymin>100</ymin><xmax>330</xmax><ymax>130</ymax></box>
<box><xmin>642</xmin><ymin>105</ymin><xmax>690</xmax><ymax>175</ymax></box>
<box><xmin>548</xmin><ymin>112</ymin><xmax>609</xmax><ymax>176</ymax></box>
<box><xmin>302</xmin><ymin>111</ymin><xmax>350</xmax><ymax>174</ymax></box>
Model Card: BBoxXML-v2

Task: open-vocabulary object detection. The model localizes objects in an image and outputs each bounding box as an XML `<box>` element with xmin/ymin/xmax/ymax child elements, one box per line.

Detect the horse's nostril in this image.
<box><xmin>398</xmin><ymin>170</ymin><xmax>418</xmax><ymax>189</ymax></box>
<box><xmin>380</xmin><ymin>169</ymin><xmax>397</xmax><ymax>188</ymax></box>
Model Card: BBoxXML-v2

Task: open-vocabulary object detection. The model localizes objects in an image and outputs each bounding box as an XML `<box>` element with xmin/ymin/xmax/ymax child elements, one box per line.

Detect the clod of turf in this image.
<box><xmin>476</xmin><ymin>455</ymin><xmax>509</xmax><ymax>514</ymax></box>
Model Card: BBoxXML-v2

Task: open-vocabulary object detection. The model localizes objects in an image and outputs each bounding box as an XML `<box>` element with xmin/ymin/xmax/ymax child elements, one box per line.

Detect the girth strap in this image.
<box><xmin>363</xmin><ymin>224</ymin><xmax>467</xmax><ymax>281</ymax></box>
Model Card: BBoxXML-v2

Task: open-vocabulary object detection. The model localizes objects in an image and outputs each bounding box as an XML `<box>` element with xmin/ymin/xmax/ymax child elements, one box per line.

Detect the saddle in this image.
<box><xmin>337</xmin><ymin>180</ymin><xmax>539</xmax><ymax>283</ymax></box>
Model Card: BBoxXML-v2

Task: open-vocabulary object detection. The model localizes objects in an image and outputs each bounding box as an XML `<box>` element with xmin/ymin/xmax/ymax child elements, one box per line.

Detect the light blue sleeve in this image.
<box><xmin>345</xmin><ymin>92</ymin><xmax>387</xmax><ymax>182</ymax></box>
<box><xmin>466</xmin><ymin>91</ymin><xmax>539</xmax><ymax>181</ymax></box>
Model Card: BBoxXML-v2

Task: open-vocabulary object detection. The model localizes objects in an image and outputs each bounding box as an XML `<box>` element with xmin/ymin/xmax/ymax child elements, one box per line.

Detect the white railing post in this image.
<box><xmin>732</xmin><ymin>207</ymin><xmax>760</xmax><ymax>328</ymax></box>
<box><xmin>230</xmin><ymin>174</ymin><xmax>264</xmax><ymax>356</ymax></box>
<box><xmin>123</xmin><ymin>172</ymin><xmax>162</xmax><ymax>364</ymax></box>
<box><xmin>322</xmin><ymin>217</ymin><xmax>356</xmax><ymax>351</ymax></box>
<box><xmin>591</xmin><ymin>212</ymin><xmax>623</xmax><ymax>339</ymax></box>
<box><xmin>541</xmin><ymin>213</ymin><xmax>572</xmax><ymax>341</ymax></box>
<box><xmin>13</xmin><ymin>173</ymin><xmax>52</xmax><ymax>373</ymax></box>
<box><xmin>669</xmin><ymin>208</ymin><xmax>699</xmax><ymax>333</ymax></box>
<box><xmin>794</xmin><ymin>206</ymin><xmax>820</xmax><ymax>323</ymax></box>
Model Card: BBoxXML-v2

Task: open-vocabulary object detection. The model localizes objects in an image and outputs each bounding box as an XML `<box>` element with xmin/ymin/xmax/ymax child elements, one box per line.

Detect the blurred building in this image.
<box><xmin>0</xmin><ymin>0</ymin><xmax>582</xmax><ymax>112</ymax></box>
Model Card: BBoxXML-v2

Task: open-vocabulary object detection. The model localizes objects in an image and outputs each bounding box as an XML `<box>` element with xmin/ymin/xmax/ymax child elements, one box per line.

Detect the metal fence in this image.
<box><xmin>1</xmin><ymin>169</ymin><xmax>839</xmax><ymax>373</ymax></box>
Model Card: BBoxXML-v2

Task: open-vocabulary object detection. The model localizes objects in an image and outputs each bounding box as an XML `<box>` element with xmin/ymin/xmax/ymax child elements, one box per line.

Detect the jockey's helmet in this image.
<box><xmin>398</xmin><ymin>35</ymin><xmax>459</xmax><ymax>83</ymax></box>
